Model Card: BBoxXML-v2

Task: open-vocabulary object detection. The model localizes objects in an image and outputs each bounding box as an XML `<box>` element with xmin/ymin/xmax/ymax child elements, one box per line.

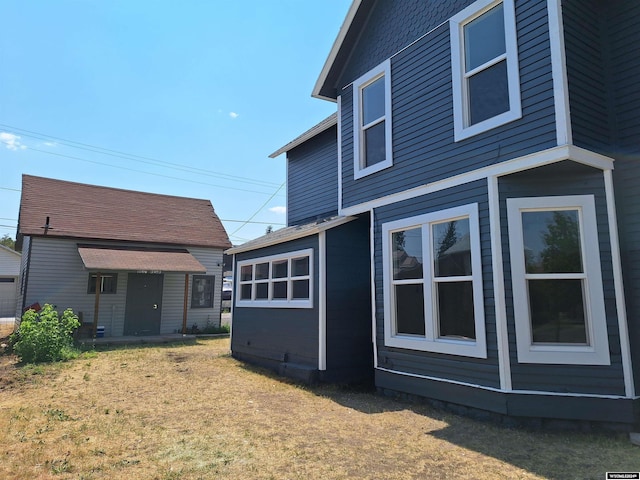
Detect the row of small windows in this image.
<box><xmin>353</xmin><ymin>0</ymin><xmax>521</xmax><ymax>178</ymax></box>
<box><xmin>236</xmin><ymin>249</ymin><xmax>313</xmax><ymax>308</ymax></box>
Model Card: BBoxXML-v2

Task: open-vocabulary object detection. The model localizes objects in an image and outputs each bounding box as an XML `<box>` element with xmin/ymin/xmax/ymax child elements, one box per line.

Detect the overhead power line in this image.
<box><xmin>0</xmin><ymin>123</ymin><xmax>282</xmax><ymax>189</ymax></box>
<box><xmin>230</xmin><ymin>183</ymin><xmax>285</xmax><ymax>237</ymax></box>
<box><xmin>1</xmin><ymin>141</ymin><xmax>285</xmax><ymax>197</ymax></box>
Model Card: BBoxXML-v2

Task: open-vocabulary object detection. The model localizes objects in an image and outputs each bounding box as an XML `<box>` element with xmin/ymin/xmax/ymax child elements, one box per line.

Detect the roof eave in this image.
<box><xmin>226</xmin><ymin>216</ymin><xmax>356</xmax><ymax>255</ymax></box>
<box><xmin>269</xmin><ymin>113</ymin><xmax>338</xmax><ymax>158</ymax></box>
<box><xmin>312</xmin><ymin>0</ymin><xmax>363</xmax><ymax>100</ymax></box>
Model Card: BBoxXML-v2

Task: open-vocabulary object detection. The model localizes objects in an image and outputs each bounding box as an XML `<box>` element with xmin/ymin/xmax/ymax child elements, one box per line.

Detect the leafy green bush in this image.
<box><xmin>11</xmin><ymin>304</ymin><xmax>80</xmax><ymax>363</ymax></box>
<box><xmin>199</xmin><ymin>324</ymin><xmax>230</xmax><ymax>334</ymax></box>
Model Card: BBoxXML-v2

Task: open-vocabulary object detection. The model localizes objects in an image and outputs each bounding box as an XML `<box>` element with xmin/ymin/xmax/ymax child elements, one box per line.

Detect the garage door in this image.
<box><xmin>0</xmin><ymin>278</ymin><xmax>17</xmax><ymax>316</ymax></box>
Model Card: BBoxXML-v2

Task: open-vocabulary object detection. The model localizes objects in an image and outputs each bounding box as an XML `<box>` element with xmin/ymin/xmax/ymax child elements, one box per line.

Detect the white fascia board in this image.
<box><xmin>269</xmin><ymin>114</ymin><xmax>338</xmax><ymax>158</ymax></box>
<box><xmin>225</xmin><ymin>216</ymin><xmax>356</xmax><ymax>255</ymax></box>
<box><xmin>312</xmin><ymin>0</ymin><xmax>363</xmax><ymax>101</ymax></box>
<box><xmin>340</xmin><ymin>145</ymin><xmax>615</xmax><ymax>216</ymax></box>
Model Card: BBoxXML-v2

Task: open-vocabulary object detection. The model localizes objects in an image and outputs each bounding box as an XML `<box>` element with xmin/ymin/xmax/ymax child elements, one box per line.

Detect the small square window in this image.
<box><xmin>87</xmin><ymin>273</ymin><xmax>118</xmax><ymax>294</ymax></box>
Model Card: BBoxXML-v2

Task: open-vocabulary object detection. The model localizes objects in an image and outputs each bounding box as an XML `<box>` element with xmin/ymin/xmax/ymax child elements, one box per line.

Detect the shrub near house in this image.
<box><xmin>11</xmin><ymin>304</ymin><xmax>80</xmax><ymax>363</ymax></box>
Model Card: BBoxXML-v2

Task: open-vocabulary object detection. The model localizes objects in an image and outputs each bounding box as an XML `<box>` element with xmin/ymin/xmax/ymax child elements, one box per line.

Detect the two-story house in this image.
<box><xmin>228</xmin><ymin>0</ymin><xmax>640</xmax><ymax>428</ymax></box>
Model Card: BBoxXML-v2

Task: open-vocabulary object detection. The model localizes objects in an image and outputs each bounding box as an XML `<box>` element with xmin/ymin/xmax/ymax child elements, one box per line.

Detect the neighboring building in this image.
<box><xmin>16</xmin><ymin>175</ymin><xmax>231</xmax><ymax>337</ymax></box>
<box><xmin>229</xmin><ymin>0</ymin><xmax>640</xmax><ymax>428</ymax></box>
<box><xmin>0</xmin><ymin>244</ymin><xmax>21</xmax><ymax>317</ymax></box>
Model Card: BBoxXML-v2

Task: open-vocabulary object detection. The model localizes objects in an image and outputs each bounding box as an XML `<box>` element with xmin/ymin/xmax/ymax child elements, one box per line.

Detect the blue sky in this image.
<box><xmin>0</xmin><ymin>0</ymin><xmax>351</xmax><ymax>245</ymax></box>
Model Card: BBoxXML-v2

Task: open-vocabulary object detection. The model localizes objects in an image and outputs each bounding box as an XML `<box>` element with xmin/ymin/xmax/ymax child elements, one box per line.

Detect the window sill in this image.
<box><xmin>354</xmin><ymin>158</ymin><xmax>393</xmax><ymax>180</ymax></box>
<box><xmin>385</xmin><ymin>334</ymin><xmax>487</xmax><ymax>359</ymax></box>
<box><xmin>453</xmin><ymin>108</ymin><xmax>522</xmax><ymax>142</ymax></box>
<box><xmin>236</xmin><ymin>300</ymin><xmax>313</xmax><ymax>309</ymax></box>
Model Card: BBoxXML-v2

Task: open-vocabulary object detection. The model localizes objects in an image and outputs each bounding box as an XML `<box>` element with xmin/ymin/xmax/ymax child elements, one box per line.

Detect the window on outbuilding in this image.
<box><xmin>87</xmin><ymin>273</ymin><xmax>118</xmax><ymax>294</ymax></box>
<box><xmin>191</xmin><ymin>275</ymin><xmax>215</xmax><ymax>309</ymax></box>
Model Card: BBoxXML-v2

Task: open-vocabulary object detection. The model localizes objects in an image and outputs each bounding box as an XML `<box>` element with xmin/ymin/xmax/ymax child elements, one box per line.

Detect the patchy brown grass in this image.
<box><xmin>0</xmin><ymin>338</ymin><xmax>637</xmax><ymax>480</ymax></box>
<box><xmin>0</xmin><ymin>322</ymin><xmax>14</xmax><ymax>340</ymax></box>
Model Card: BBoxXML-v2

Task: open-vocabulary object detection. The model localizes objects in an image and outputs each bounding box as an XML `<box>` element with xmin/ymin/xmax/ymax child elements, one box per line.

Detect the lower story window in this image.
<box><xmin>87</xmin><ymin>273</ymin><xmax>118</xmax><ymax>294</ymax></box>
<box><xmin>507</xmin><ymin>195</ymin><xmax>610</xmax><ymax>365</ymax></box>
<box><xmin>191</xmin><ymin>275</ymin><xmax>215</xmax><ymax>308</ymax></box>
<box><xmin>382</xmin><ymin>203</ymin><xmax>487</xmax><ymax>358</ymax></box>
<box><xmin>236</xmin><ymin>249</ymin><xmax>313</xmax><ymax>308</ymax></box>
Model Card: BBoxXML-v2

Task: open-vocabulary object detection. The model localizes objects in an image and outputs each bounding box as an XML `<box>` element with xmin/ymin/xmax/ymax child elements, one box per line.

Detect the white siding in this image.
<box><xmin>23</xmin><ymin>237</ymin><xmax>225</xmax><ymax>336</ymax></box>
<box><xmin>186</xmin><ymin>247</ymin><xmax>224</xmax><ymax>329</ymax></box>
<box><xmin>0</xmin><ymin>245</ymin><xmax>21</xmax><ymax>317</ymax></box>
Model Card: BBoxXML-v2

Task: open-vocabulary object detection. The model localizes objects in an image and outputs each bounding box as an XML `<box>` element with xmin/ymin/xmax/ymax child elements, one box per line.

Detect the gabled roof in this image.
<box><xmin>226</xmin><ymin>216</ymin><xmax>355</xmax><ymax>255</ymax></box>
<box><xmin>313</xmin><ymin>0</ymin><xmax>368</xmax><ymax>100</ymax></box>
<box><xmin>0</xmin><ymin>244</ymin><xmax>21</xmax><ymax>258</ymax></box>
<box><xmin>269</xmin><ymin>113</ymin><xmax>337</xmax><ymax>158</ymax></box>
<box><xmin>18</xmin><ymin>175</ymin><xmax>231</xmax><ymax>249</ymax></box>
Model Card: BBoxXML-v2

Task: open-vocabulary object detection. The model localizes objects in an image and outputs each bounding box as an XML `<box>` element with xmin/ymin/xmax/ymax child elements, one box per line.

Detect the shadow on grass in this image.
<box><xmin>235</xmin><ymin>359</ymin><xmax>636</xmax><ymax>480</ymax></box>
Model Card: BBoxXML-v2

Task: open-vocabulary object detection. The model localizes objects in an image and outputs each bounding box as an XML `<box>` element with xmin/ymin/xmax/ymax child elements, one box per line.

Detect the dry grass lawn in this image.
<box><xmin>0</xmin><ymin>337</ymin><xmax>638</xmax><ymax>480</ymax></box>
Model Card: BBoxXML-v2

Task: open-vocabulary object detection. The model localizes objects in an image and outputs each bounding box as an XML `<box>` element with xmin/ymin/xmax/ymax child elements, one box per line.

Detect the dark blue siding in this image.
<box><xmin>373</xmin><ymin>180</ymin><xmax>501</xmax><ymax>388</ymax></box>
<box><xmin>340</xmin><ymin>0</ymin><xmax>558</xmax><ymax>209</ymax></box>
<box><xmin>563</xmin><ymin>0</ymin><xmax>613</xmax><ymax>152</ymax></box>
<box><xmin>325</xmin><ymin>215</ymin><xmax>373</xmax><ymax>383</ymax></box>
<box><xmin>232</xmin><ymin>236</ymin><xmax>320</xmax><ymax>369</ymax></box>
<box><xmin>499</xmin><ymin>162</ymin><xmax>625</xmax><ymax>395</ymax></box>
<box><xmin>606</xmin><ymin>0</ymin><xmax>640</xmax><ymax>392</ymax></box>
<box><xmin>287</xmin><ymin>126</ymin><xmax>338</xmax><ymax>226</ymax></box>
<box><xmin>337</xmin><ymin>0</ymin><xmax>474</xmax><ymax>88</ymax></box>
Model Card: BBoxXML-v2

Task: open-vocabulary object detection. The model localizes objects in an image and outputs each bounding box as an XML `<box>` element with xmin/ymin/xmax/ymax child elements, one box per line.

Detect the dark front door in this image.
<box><xmin>124</xmin><ymin>273</ymin><xmax>164</xmax><ymax>335</ymax></box>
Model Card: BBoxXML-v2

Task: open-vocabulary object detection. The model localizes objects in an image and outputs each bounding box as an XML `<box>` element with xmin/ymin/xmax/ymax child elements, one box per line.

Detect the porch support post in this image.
<box><xmin>182</xmin><ymin>274</ymin><xmax>189</xmax><ymax>334</ymax></box>
<box><xmin>93</xmin><ymin>272</ymin><xmax>101</xmax><ymax>338</ymax></box>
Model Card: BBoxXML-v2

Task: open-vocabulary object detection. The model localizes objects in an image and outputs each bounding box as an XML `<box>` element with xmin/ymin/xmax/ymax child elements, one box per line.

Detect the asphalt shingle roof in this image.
<box><xmin>18</xmin><ymin>175</ymin><xmax>232</xmax><ymax>249</ymax></box>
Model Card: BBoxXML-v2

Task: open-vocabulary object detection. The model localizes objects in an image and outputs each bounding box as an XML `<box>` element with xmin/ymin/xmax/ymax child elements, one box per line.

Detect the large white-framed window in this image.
<box><xmin>353</xmin><ymin>59</ymin><xmax>393</xmax><ymax>179</ymax></box>
<box><xmin>382</xmin><ymin>204</ymin><xmax>487</xmax><ymax>358</ymax></box>
<box><xmin>507</xmin><ymin>195</ymin><xmax>610</xmax><ymax>365</ymax></box>
<box><xmin>236</xmin><ymin>249</ymin><xmax>313</xmax><ymax>308</ymax></box>
<box><xmin>450</xmin><ymin>0</ymin><xmax>521</xmax><ymax>141</ymax></box>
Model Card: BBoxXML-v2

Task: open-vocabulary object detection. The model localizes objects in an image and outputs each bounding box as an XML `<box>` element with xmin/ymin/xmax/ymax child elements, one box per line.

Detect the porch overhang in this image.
<box><xmin>77</xmin><ymin>246</ymin><xmax>206</xmax><ymax>274</ymax></box>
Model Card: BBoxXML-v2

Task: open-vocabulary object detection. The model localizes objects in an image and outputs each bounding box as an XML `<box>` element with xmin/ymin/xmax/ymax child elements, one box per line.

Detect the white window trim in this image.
<box><xmin>236</xmin><ymin>249</ymin><xmax>313</xmax><ymax>309</ymax></box>
<box><xmin>353</xmin><ymin>59</ymin><xmax>393</xmax><ymax>179</ymax></box>
<box><xmin>382</xmin><ymin>204</ymin><xmax>487</xmax><ymax>358</ymax></box>
<box><xmin>507</xmin><ymin>195</ymin><xmax>610</xmax><ymax>365</ymax></box>
<box><xmin>450</xmin><ymin>0</ymin><xmax>521</xmax><ymax>142</ymax></box>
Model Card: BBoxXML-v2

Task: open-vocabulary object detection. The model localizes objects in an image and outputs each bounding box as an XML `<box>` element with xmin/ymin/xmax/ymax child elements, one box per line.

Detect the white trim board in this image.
<box><xmin>318</xmin><ymin>231</ymin><xmax>327</xmax><ymax>371</ymax></box>
<box><xmin>547</xmin><ymin>0</ymin><xmax>572</xmax><ymax>146</ymax></box>
<box><xmin>604</xmin><ymin>169</ymin><xmax>635</xmax><ymax>397</ymax></box>
<box><xmin>376</xmin><ymin>366</ymin><xmax>638</xmax><ymax>400</ymax></box>
<box><xmin>339</xmin><ymin>145</ymin><xmax>615</xmax><ymax>216</ymax></box>
<box><xmin>487</xmin><ymin>176</ymin><xmax>512</xmax><ymax>390</ymax></box>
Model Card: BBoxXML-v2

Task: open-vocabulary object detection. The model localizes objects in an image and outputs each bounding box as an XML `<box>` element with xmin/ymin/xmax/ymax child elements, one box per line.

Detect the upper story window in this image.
<box><xmin>450</xmin><ymin>0</ymin><xmax>521</xmax><ymax>141</ymax></box>
<box><xmin>507</xmin><ymin>195</ymin><xmax>610</xmax><ymax>365</ymax></box>
<box><xmin>382</xmin><ymin>204</ymin><xmax>487</xmax><ymax>358</ymax></box>
<box><xmin>236</xmin><ymin>249</ymin><xmax>313</xmax><ymax>308</ymax></box>
<box><xmin>353</xmin><ymin>59</ymin><xmax>393</xmax><ymax>179</ymax></box>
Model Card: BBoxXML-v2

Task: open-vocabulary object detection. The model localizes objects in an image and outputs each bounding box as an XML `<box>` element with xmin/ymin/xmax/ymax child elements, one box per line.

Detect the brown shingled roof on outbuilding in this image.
<box><xmin>18</xmin><ymin>175</ymin><xmax>231</xmax><ymax>249</ymax></box>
